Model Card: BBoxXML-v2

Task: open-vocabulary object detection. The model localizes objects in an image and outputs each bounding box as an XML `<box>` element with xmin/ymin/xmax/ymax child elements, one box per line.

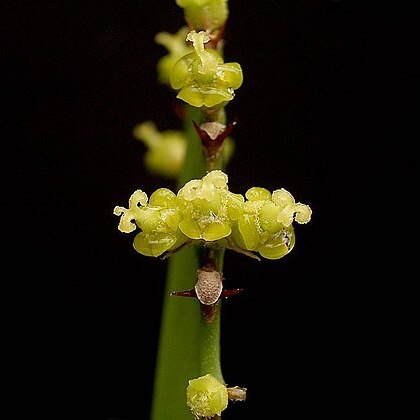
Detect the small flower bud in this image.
<box><xmin>176</xmin><ymin>0</ymin><xmax>229</xmax><ymax>34</ymax></box>
<box><xmin>133</xmin><ymin>121</ymin><xmax>186</xmax><ymax>179</ymax></box>
<box><xmin>186</xmin><ymin>374</ymin><xmax>228</xmax><ymax>418</ymax></box>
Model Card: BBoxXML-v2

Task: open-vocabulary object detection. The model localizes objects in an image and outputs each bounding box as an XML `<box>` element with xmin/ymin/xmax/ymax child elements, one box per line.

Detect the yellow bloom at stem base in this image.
<box><xmin>186</xmin><ymin>374</ymin><xmax>228</xmax><ymax>419</ymax></box>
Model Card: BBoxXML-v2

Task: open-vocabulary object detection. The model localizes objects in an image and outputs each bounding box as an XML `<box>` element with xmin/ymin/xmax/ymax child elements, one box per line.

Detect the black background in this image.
<box><xmin>2</xmin><ymin>1</ymin><xmax>411</xmax><ymax>419</ymax></box>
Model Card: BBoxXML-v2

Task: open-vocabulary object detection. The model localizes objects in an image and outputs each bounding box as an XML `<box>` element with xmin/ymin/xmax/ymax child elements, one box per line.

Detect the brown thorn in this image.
<box><xmin>171</xmin><ymin>289</ymin><xmax>197</xmax><ymax>298</ymax></box>
<box><xmin>221</xmin><ymin>288</ymin><xmax>244</xmax><ymax>298</ymax></box>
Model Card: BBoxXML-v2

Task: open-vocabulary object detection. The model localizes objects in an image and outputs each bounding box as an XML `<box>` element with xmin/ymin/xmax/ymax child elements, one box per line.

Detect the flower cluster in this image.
<box><xmin>232</xmin><ymin>187</ymin><xmax>312</xmax><ymax>260</ymax></box>
<box><xmin>114</xmin><ymin>170</ymin><xmax>311</xmax><ymax>259</ymax></box>
<box><xmin>170</xmin><ymin>30</ymin><xmax>243</xmax><ymax>108</ymax></box>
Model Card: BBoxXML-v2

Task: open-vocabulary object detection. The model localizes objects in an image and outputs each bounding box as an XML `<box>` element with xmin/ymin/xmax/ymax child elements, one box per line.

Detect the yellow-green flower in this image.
<box><xmin>177</xmin><ymin>170</ymin><xmax>244</xmax><ymax>241</ymax></box>
<box><xmin>170</xmin><ymin>30</ymin><xmax>243</xmax><ymax>108</ymax></box>
<box><xmin>186</xmin><ymin>374</ymin><xmax>228</xmax><ymax>418</ymax></box>
<box><xmin>176</xmin><ymin>0</ymin><xmax>229</xmax><ymax>33</ymax></box>
<box><xmin>113</xmin><ymin>188</ymin><xmax>188</xmax><ymax>257</ymax></box>
<box><xmin>132</xmin><ymin>121</ymin><xmax>186</xmax><ymax>179</ymax></box>
<box><xmin>232</xmin><ymin>187</ymin><xmax>312</xmax><ymax>260</ymax></box>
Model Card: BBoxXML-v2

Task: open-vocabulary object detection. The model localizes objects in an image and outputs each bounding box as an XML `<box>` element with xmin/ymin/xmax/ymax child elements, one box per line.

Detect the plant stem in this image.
<box><xmin>198</xmin><ymin>247</ymin><xmax>225</xmax><ymax>382</ymax></box>
<box><xmin>150</xmin><ymin>246</ymin><xmax>202</xmax><ymax>420</ymax></box>
<box><xmin>178</xmin><ymin>106</ymin><xmax>206</xmax><ymax>187</ymax></box>
<box><xmin>199</xmin><ymin>302</ymin><xmax>223</xmax><ymax>380</ymax></box>
<box><xmin>150</xmin><ymin>105</ymin><xmax>205</xmax><ymax>420</ymax></box>
<box><xmin>151</xmin><ymin>104</ymin><xmax>228</xmax><ymax>419</ymax></box>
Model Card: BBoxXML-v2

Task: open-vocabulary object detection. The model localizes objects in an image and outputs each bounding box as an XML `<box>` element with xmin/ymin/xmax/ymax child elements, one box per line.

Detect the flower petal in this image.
<box><xmin>133</xmin><ymin>231</ymin><xmax>177</xmax><ymax>257</ymax></box>
<box><xmin>237</xmin><ymin>213</ymin><xmax>260</xmax><ymax>250</ymax></box>
<box><xmin>245</xmin><ymin>187</ymin><xmax>271</xmax><ymax>202</ymax></box>
<box><xmin>202</xmin><ymin>221</ymin><xmax>231</xmax><ymax>241</ymax></box>
<box><xmin>179</xmin><ymin>217</ymin><xmax>202</xmax><ymax>240</ymax></box>
<box><xmin>258</xmin><ymin>241</ymin><xmax>290</xmax><ymax>260</ymax></box>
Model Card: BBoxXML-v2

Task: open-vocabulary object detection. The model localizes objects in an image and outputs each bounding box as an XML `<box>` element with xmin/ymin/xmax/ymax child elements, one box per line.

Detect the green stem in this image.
<box><xmin>151</xmin><ymin>105</ymin><xmax>206</xmax><ymax>420</ymax></box>
<box><xmin>199</xmin><ymin>302</ymin><xmax>223</xmax><ymax>380</ymax></box>
<box><xmin>198</xmin><ymin>247</ymin><xmax>225</xmax><ymax>382</ymax></box>
<box><xmin>178</xmin><ymin>106</ymin><xmax>206</xmax><ymax>187</ymax></box>
<box><xmin>150</xmin><ymin>246</ymin><xmax>201</xmax><ymax>420</ymax></box>
<box><xmin>151</xmin><ymin>105</ymin><xmax>228</xmax><ymax>420</ymax></box>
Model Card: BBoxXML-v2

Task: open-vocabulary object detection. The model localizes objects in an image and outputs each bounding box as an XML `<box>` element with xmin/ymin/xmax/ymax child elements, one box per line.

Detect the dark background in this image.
<box><xmin>2</xmin><ymin>0</ymin><xmax>411</xmax><ymax>419</ymax></box>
